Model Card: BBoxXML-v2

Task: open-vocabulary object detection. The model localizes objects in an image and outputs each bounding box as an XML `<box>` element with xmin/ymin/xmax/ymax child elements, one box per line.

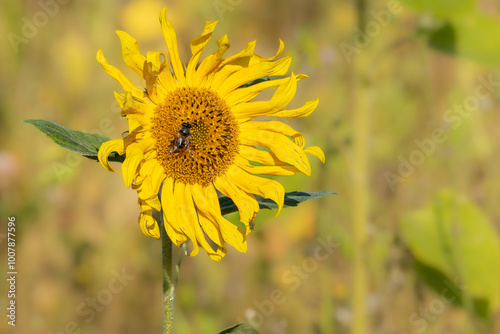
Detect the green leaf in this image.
<box><xmin>220</xmin><ymin>191</ymin><xmax>335</xmax><ymax>216</ymax></box>
<box><xmin>413</xmin><ymin>260</ymin><xmax>490</xmax><ymax>318</ymax></box>
<box><xmin>424</xmin><ymin>13</ymin><xmax>500</xmax><ymax>67</ymax></box>
<box><xmin>24</xmin><ymin>119</ymin><xmax>124</xmax><ymax>162</ymax></box>
<box><xmin>218</xmin><ymin>323</ymin><xmax>261</xmax><ymax>334</ymax></box>
<box><xmin>401</xmin><ymin>190</ymin><xmax>500</xmax><ymax>316</ymax></box>
<box><xmin>400</xmin><ymin>0</ymin><xmax>474</xmax><ymax>18</ymax></box>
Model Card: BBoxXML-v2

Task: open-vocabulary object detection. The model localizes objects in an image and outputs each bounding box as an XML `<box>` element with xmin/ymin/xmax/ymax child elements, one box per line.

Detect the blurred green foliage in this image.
<box><xmin>402</xmin><ymin>190</ymin><xmax>500</xmax><ymax>317</ymax></box>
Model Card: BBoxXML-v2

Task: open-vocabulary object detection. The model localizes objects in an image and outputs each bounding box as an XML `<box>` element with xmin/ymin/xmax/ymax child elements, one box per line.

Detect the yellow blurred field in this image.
<box><xmin>1</xmin><ymin>0</ymin><xmax>500</xmax><ymax>333</ymax></box>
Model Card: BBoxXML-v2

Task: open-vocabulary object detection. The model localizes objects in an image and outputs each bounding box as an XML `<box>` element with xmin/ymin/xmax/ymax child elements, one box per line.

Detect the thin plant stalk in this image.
<box><xmin>352</xmin><ymin>0</ymin><xmax>370</xmax><ymax>333</ymax></box>
<box><xmin>160</xmin><ymin>215</ymin><xmax>175</xmax><ymax>334</ymax></box>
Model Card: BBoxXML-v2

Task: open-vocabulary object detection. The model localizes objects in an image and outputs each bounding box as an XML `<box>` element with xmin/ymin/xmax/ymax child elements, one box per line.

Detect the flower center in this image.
<box><xmin>151</xmin><ymin>87</ymin><xmax>239</xmax><ymax>185</ymax></box>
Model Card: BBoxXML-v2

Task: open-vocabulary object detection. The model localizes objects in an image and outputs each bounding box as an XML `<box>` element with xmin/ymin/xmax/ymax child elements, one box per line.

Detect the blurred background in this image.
<box><xmin>2</xmin><ymin>0</ymin><xmax>500</xmax><ymax>333</ymax></box>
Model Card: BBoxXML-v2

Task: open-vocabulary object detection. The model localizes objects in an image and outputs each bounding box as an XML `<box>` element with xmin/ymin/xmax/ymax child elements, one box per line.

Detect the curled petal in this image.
<box><xmin>116</xmin><ymin>30</ymin><xmax>146</xmax><ymax>76</ymax></box>
<box><xmin>249</xmin><ymin>39</ymin><xmax>285</xmax><ymax>65</ymax></box>
<box><xmin>98</xmin><ymin>139</ymin><xmax>125</xmax><ymax>172</ymax></box>
<box><xmin>304</xmin><ymin>146</ymin><xmax>326</xmax><ymax>163</ymax></box>
<box><xmin>138</xmin><ymin>200</ymin><xmax>160</xmax><ymax>239</ymax></box>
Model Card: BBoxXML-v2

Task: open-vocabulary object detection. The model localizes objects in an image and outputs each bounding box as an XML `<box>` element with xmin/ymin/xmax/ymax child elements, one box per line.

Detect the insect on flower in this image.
<box><xmin>169</xmin><ymin>122</ymin><xmax>193</xmax><ymax>154</ymax></box>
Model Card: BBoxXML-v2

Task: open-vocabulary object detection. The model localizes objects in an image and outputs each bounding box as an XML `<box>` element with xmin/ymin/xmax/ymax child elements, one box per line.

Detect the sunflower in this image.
<box><xmin>97</xmin><ymin>7</ymin><xmax>325</xmax><ymax>260</ymax></box>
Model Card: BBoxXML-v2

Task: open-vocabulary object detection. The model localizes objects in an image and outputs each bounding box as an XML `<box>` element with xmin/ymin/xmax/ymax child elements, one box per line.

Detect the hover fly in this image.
<box><xmin>169</xmin><ymin>122</ymin><xmax>192</xmax><ymax>154</ymax></box>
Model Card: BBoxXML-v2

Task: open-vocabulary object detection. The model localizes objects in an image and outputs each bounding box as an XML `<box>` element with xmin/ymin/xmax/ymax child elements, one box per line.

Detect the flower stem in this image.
<box><xmin>160</xmin><ymin>216</ymin><xmax>175</xmax><ymax>334</ymax></box>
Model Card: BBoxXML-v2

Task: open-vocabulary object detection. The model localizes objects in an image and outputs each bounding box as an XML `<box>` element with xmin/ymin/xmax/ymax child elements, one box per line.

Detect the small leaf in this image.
<box><xmin>220</xmin><ymin>191</ymin><xmax>335</xmax><ymax>216</ymax></box>
<box><xmin>218</xmin><ymin>323</ymin><xmax>261</xmax><ymax>334</ymax></box>
<box><xmin>24</xmin><ymin>119</ymin><xmax>124</xmax><ymax>162</ymax></box>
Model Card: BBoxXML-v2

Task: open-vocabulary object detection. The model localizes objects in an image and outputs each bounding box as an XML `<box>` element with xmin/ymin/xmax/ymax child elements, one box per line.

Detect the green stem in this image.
<box><xmin>352</xmin><ymin>1</ymin><xmax>370</xmax><ymax>333</ymax></box>
<box><xmin>160</xmin><ymin>216</ymin><xmax>175</xmax><ymax>334</ymax></box>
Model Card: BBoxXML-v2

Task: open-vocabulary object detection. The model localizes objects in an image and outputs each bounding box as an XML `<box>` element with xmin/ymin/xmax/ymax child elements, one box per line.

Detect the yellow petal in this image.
<box><xmin>122</xmin><ymin>144</ymin><xmax>144</xmax><ymax>187</ymax></box>
<box><xmin>98</xmin><ymin>139</ymin><xmax>125</xmax><ymax>172</ymax></box>
<box><xmin>240</xmin><ymin>120</ymin><xmax>306</xmax><ymax>148</ymax></box>
<box><xmin>304</xmin><ymin>146</ymin><xmax>326</xmax><ymax>163</ymax></box>
<box><xmin>192</xmin><ymin>184</ymin><xmax>247</xmax><ymax>253</ymax></box>
<box><xmin>227</xmin><ymin>165</ymin><xmax>285</xmax><ymax>216</ymax></box>
<box><xmin>159</xmin><ymin>7</ymin><xmax>185</xmax><ymax>85</ymax></box>
<box><xmin>193</xmin><ymin>204</ymin><xmax>225</xmax><ymax>248</ymax></box>
<box><xmin>186</xmin><ymin>20</ymin><xmax>218</xmax><ymax>85</ymax></box>
<box><xmin>138</xmin><ymin>156</ymin><xmax>156</xmax><ymax>177</ymax></box>
<box><xmin>225</xmin><ymin>74</ymin><xmax>308</xmax><ymax>107</ymax></box>
<box><xmin>146</xmin><ymin>51</ymin><xmax>162</xmax><ymax>75</ymax></box>
<box><xmin>115</xmin><ymin>30</ymin><xmax>146</xmax><ymax>76</ymax></box>
<box><xmin>135</xmin><ymin>160</ymin><xmax>160</xmax><ymax>200</ymax></box>
<box><xmin>235</xmin><ymin>154</ymin><xmax>299</xmax><ymax>176</ymax></box>
<box><xmin>96</xmin><ymin>49</ymin><xmax>144</xmax><ymax>97</ymax></box>
<box><xmin>150</xmin><ymin>163</ymin><xmax>166</xmax><ymax>196</ymax></box>
<box><xmin>238</xmin><ymin>145</ymin><xmax>287</xmax><ymax>166</ymax></box>
<box><xmin>193</xmin><ymin>34</ymin><xmax>230</xmax><ymax>87</ymax></box>
<box><xmin>214</xmin><ymin>174</ymin><xmax>259</xmax><ymax>232</ymax></box>
<box><xmin>205</xmin><ymin>40</ymin><xmax>256</xmax><ymax>89</ymax></box>
<box><xmin>216</xmin><ymin>56</ymin><xmax>291</xmax><ymax>97</ymax></box>
<box><xmin>208</xmin><ymin>64</ymin><xmax>243</xmax><ymax>91</ymax></box>
<box><xmin>239</xmin><ymin>129</ymin><xmax>311</xmax><ymax>175</ymax></box>
<box><xmin>232</xmin><ymin>74</ymin><xmax>297</xmax><ymax>122</ymax></box>
<box><xmin>138</xmin><ymin>201</ymin><xmax>160</xmax><ymax>239</ymax></box>
<box><xmin>272</xmin><ymin>99</ymin><xmax>319</xmax><ymax>119</ymax></box>
<box><xmin>174</xmin><ymin>183</ymin><xmax>225</xmax><ymax>259</ymax></box>
<box><xmin>139</xmin><ymin>214</ymin><xmax>160</xmax><ymax>239</ymax></box>
<box><xmin>127</xmin><ymin>118</ymin><xmax>142</xmax><ymax>134</ymax></box>
<box><xmin>219</xmin><ymin>40</ymin><xmax>256</xmax><ymax>67</ymax></box>
<box><xmin>173</xmin><ymin>183</ymin><xmax>200</xmax><ymax>256</ymax></box>
<box><xmin>144</xmin><ymin>51</ymin><xmax>166</xmax><ymax>103</ymax></box>
<box><xmin>161</xmin><ymin>178</ymin><xmax>188</xmax><ymax>246</ymax></box>
<box><xmin>249</xmin><ymin>39</ymin><xmax>285</xmax><ymax>65</ymax></box>
<box><xmin>133</xmin><ymin>134</ymin><xmax>155</xmax><ymax>156</ymax></box>
<box><xmin>113</xmin><ymin>91</ymin><xmax>154</xmax><ymax>120</ymax></box>
<box><xmin>144</xmin><ymin>195</ymin><xmax>161</xmax><ymax>212</ymax></box>
<box><xmin>157</xmin><ymin>63</ymin><xmax>177</xmax><ymax>93</ymax></box>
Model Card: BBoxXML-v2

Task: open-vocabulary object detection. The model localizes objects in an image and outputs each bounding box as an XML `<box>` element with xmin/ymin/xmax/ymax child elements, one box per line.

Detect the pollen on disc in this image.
<box><xmin>151</xmin><ymin>87</ymin><xmax>239</xmax><ymax>185</ymax></box>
